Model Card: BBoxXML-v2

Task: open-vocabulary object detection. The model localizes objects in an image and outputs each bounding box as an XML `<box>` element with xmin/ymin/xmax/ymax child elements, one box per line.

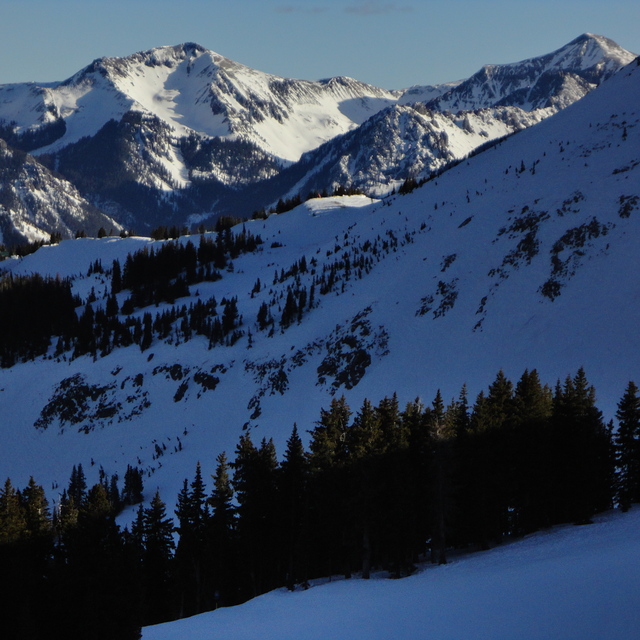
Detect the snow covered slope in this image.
<box><xmin>0</xmin><ymin>56</ymin><xmax>639</xmax><ymax>515</ymax></box>
<box><xmin>142</xmin><ymin>507</ymin><xmax>640</xmax><ymax>640</ymax></box>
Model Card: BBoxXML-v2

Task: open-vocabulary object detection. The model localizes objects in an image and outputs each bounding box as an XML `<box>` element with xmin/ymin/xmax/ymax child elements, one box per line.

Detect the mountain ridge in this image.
<box><xmin>0</xmin><ymin>34</ymin><xmax>635</xmax><ymax>239</ymax></box>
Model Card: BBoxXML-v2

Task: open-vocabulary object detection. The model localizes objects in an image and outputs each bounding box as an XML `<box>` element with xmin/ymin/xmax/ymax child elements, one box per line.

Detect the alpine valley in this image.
<box><xmin>1</xmin><ymin>33</ymin><xmax>640</xmax><ymax>639</ymax></box>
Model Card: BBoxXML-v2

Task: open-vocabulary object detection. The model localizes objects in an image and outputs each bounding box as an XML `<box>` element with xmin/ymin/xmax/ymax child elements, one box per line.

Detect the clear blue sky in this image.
<box><xmin>1</xmin><ymin>0</ymin><xmax>639</xmax><ymax>89</ymax></box>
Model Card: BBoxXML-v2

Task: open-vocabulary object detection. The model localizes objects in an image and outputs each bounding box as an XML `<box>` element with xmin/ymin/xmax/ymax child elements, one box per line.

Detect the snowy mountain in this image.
<box><xmin>0</xmin><ymin>53</ymin><xmax>638</xmax><ymax>516</ymax></box>
<box><xmin>0</xmin><ymin>138</ymin><xmax>121</xmax><ymax>245</ymax></box>
<box><xmin>424</xmin><ymin>33</ymin><xmax>634</xmax><ymax>112</ymax></box>
<box><xmin>248</xmin><ymin>103</ymin><xmax>546</xmax><ymax>201</ymax></box>
<box><xmin>247</xmin><ymin>33</ymin><xmax>636</xmax><ymax>201</ymax></box>
<box><xmin>0</xmin><ymin>43</ymin><xmax>397</xmax><ymax>162</ymax></box>
<box><xmin>0</xmin><ymin>35</ymin><xmax>634</xmax><ymax>233</ymax></box>
<box><xmin>0</xmin><ymin>43</ymin><xmax>397</xmax><ymax>229</ymax></box>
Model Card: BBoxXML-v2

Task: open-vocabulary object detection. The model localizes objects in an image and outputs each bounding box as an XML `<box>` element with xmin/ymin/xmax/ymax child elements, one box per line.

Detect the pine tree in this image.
<box><xmin>403</xmin><ymin>398</ymin><xmax>432</xmax><ymax>557</ymax></box>
<box><xmin>464</xmin><ymin>372</ymin><xmax>514</xmax><ymax>547</ymax></box>
<box><xmin>551</xmin><ymin>368</ymin><xmax>614</xmax><ymax>524</ymax></box>
<box><xmin>140</xmin><ymin>312</ymin><xmax>153</xmax><ymax>351</ymax></box>
<box><xmin>376</xmin><ymin>393</ymin><xmax>407</xmax><ymax>453</ymax></box>
<box><xmin>207</xmin><ymin>452</ymin><xmax>238</xmax><ymax>606</ymax></box>
<box><xmin>56</xmin><ymin>489</ymin><xmax>79</xmax><ymax>534</ymax></box>
<box><xmin>21</xmin><ymin>476</ymin><xmax>51</xmax><ymax>539</ymax></box>
<box><xmin>309</xmin><ymin>395</ymin><xmax>351</xmax><ymax>471</ymax></box>
<box><xmin>111</xmin><ymin>259</ymin><xmax>122</xmax><ymax>294</ymax></box>
<box><xmin>232</xmin><ymin>435</ymin><xmax>280</xmax><ymax>598</ymax></box>
<box><xmin>348</xmin><ymin>398</ymin><xmax>381</xmax><ymax>459</ymax></box>
<box><xmin>280</xmin><ymin>289</ymin><xmax>298</xmax><ymax>329</ymax></box>
<box><xmin>307</xmin><ymin>396</ymin><xmax>355</xmax><ymax>579</ymax></box>
<box><xmin>615</xmin><ymin>381</ymin><xmax>640</xmax><ymax>511</ymax></box>
<box><xmin>123</xmin><ymin>464</ymin><xmax>144</xmax><ymax>506</ymax></box>
<box><xmin>58</xmin><ymin>483</ymin><xmax>137</xmax><ymax>640</ymax></box>
<box><xmin>509</xmin><ymin>369</ymin><xmax>554</xmax><ymax>533</ymax></box>
<box><xmin>175</xmin><ymin>462</ymin><xmax>211</xmax><ymax>616</ymax></box>
<box><xmin>0</xmin><ymin>478</ymin><xmax>26</xmax><ymax>544</ymax></box>
<box><xmin>428</xmin><ymin>390</ymin><xmax>456</xmax><ymax>564</ymax></box>
<box><xmin>142</xmin><ymin>490</ymin><xmax>176</xmax><ymax>624</ymax></box>
<box><xmin>0</xmin><ymin>478</ymin><xmax>55</xmax><ymax>640</ymax></box>
<box><xmin>279</xmin><ymin>425</ymin><xmax>309</xmax><ymax>589</ymax></box>
<box><xmin>68</xmin><ymin>463</ymin><xmax>88</xmax><ymax>508</ymax></box>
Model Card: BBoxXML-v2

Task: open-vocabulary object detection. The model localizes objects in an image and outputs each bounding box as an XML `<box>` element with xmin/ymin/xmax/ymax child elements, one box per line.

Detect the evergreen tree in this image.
<box><xmin>56</xmin><ymin>489</ymin><xmax>80</xmax><ymax>535</ymax></box>
<box><xmin>207</xmin><ymin>452</ymin><xmax>238</xmax><ymax>606</ymax></box>
<box><xmin>57</xmin><ymin>483</ymin><xmax>140</xmax><ymax>639</ymax></box>
<box><xmin>0</xmin><ymin>478</ymin><xmax>55</xmax><ymax>640</ymax></box>
<box><xmin>123</xmin><ymin>464</ymin><xmax>144</xmax><ymax>506</ymax></box>
<box><xmin>0</xmin><ymin>478</ymin><xmax>26</xmax><ymax>544</ymax></box>
<box><xmin>111</xmin><ymin>259</ymin><xmax>122</xmax><ymax>294</ymax></box>
<box><xmin>232</xmin><ymin>435</ymin><xmax>280</xmax><ymax>599</ymax></box>
<box><xmin>222</xmin><ymin>297</ymin><xmax>240</xmax><ymax>334</ymax></box>
<box><xmin>347</xmin><ymin>398</ymin><xmax>381</xmax><ymax>459</ymax></box>
<box><xmin>307</xmin><ymin>396</ymin><xmax>354</xmax><ymax>578</ymax></box>
<box><xmin>142</xmin><ymin>490</ymin><xmax>176</xmax><ymax>624</ymax></box>
<box><xmin>21</xmin><ymin>476</ymin><xmax>51</xmax><ymax>539</ymax></box>
<box><xmin>376</xmin><ymin>393</ymin><xmax>407</xmax><ymax>454</ymax></box>
<box><xmin>175</xmin><ymin>462</ymin><xmax>211</xmax><ymax>617</ymax></box>
<box><xmin>403</xmin><ymin>398</ymin><xmax>432</xmax><ymax>558</ymax></box>
<box><xmin>428</xmin><ymin>390</ymin><xmax>456</xmax><ymax>564</ymax></box>
<box><xmin>551</xmin><ymin>368</ymin><xmax>614</xmax><ymax>524</ymax></box>
<box><xmin>464</xmin><ymin>372</ymin><xmax>514</xmax><ymax>547</ymax></box>
<box><xmin>279</xmin><ymin>425</ymin><xmax>310</xmax><ymax>589</ymax></box>
<box><xmin>68</xmin><ymin>463</ymin><xmax>88</xmax><ymax>508</ymax></box>
<box><xmin>309</xmin><ymin>396</ymin><xmax>351</xmax><ymax>471</ymax></box>
<box><xmin>615</xmin><ymin>381</ymin><xmax>640</xmax><ymax>511</ymax></box>
<box><xmin>509</xmin><ymin>369</ymin><xmax>554</xmax><ymax>533</ymax></box>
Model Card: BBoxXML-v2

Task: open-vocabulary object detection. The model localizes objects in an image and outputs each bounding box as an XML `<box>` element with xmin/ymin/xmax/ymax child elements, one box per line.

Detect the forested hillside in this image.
<box><xmin>3</xmin><ymin>368</ymin><xmax>640</xmax><ymax>638</ymax></box>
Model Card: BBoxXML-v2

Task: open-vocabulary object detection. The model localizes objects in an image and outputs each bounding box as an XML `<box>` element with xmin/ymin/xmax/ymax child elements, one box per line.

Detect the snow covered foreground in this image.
<box><xmin>143</xmin><ymin>509</ymin><xmax>640</xmax><ymax>640</ymax></box>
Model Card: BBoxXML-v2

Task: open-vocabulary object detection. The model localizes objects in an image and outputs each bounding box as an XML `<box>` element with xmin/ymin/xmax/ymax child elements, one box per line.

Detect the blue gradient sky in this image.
<box><xmin>1</xmin><ymin>0</ymin><xmax>639</xmax><ymax>88</ymax></box>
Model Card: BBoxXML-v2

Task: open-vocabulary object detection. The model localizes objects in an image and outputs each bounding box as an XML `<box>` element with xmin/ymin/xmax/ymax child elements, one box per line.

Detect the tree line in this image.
<box><xmin>2</xmin><ymin>368</ymin><xmax>640</xmax><ymax>638</ymax></box>
<box><xmin>0</xmin><ymin>228</ymin><xmax>262</xmax><ymax>367</ymax></box>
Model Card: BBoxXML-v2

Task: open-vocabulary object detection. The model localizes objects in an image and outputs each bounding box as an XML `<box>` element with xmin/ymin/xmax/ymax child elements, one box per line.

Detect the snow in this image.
<box><xmin>3</xmin><ymin>235</ymin><xmax>154</xmax><ymax>279</ymax></box>
<box><xmin>142</xmin><ymin>507</ymin><xmax>640</xmax><ymax>640</ymax></box>
<box><xmin>397</xmin><ymin>80</ymin><xmax>463</xmax><ymax>105</ymax></box>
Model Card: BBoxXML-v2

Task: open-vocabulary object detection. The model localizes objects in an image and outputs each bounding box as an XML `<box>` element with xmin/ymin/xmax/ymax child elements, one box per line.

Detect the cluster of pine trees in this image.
<box><xmin>2</xmin><ymin>368</ymin><xmax>640</xmax><ymax>639</ymax></box>
<box><xmin>0</xmin><ymin>274</ymin><xmax>79</xmax><ymax>367</ymax></box>
<box><xmin>0</xmin><ymin>228</ymin><xmax>263</xmax><ymax>367</ymax></box>
<box><xmin>0</xmin><ymin>463</ymin><xmax>145</xmax><ymax>639</ymax></box>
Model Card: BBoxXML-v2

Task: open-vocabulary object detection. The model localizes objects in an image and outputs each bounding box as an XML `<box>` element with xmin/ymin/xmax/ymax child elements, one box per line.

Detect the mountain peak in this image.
<box><xmin>554</xmin><ymin>32</ymin><xmax>636</xmax><ymax>69</ymax></box>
